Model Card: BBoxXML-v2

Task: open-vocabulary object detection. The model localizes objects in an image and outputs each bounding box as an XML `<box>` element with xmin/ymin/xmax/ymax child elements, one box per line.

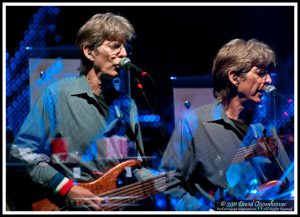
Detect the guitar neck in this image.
<box><xmin>231</xmin><ymin>139</ymin><xmax>272</xmax><ymax>164</ymax></box>
<box><xmin>98</xmin><ymin>170</ymin><xmax>179</xmax><ymax>211</ymax></box>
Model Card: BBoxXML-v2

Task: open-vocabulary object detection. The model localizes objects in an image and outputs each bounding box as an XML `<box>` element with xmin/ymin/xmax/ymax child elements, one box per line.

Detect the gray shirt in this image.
<box><xmin>159</xmin><ymin>100</ymin><xmax>290</xmax><ymax>210</ymax></box>
<box><xmin>10</xmin><ymin>75</ymin><xmax>144</xmax><ymax>189</ymax></box>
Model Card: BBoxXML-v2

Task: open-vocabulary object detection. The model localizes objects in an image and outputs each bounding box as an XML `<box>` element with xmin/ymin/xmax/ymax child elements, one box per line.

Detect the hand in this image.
<box><xmin>66</xmin><ymin>185</ymin><xmax>103</xmax><ymax>210</ymax></box>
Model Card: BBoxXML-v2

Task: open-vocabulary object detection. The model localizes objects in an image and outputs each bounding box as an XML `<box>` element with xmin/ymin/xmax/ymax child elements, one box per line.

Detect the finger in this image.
<box><xmin>80</xmin><ymin>203</ymin><xmax>93</xmax><ymax>211</ymax></box>
<box><xmin>94</xmin><ymin>197</ymin><xmax>107</xmax><ymax>210</ymax></box>
<box><xmin>83</xmin><ymin>197</ymin><xmax>101</xmax><ymax>211</ymax></box>
<box><xmin>86</xmin><ymin>200</ymin><xmax>101</xmax><ymax>211</ymax></box>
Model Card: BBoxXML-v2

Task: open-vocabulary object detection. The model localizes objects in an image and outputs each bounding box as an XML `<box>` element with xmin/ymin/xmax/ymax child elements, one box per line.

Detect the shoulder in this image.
<box><xmin>46</xmin><ymin>76</ymin><xmax>78</xmax><ymax>95</ymax></box>
<box><xmin>48</xmin><ymin>76</ymin><xmax>77</xmax><ymax>89</ymax></box>
<box><xmin>176</xmin><ymin>103</ymin><xmax>215</xmax><ymax>132</ymax></box>
<box><xmin>183</xmin><ymin>103</ymin><xmax>214</xmax><ymax>122</ymax></box>
<box><xmin>36</xmin><ymin>76</ymin><xmax>79</xmax><ymax>106</ymax></box>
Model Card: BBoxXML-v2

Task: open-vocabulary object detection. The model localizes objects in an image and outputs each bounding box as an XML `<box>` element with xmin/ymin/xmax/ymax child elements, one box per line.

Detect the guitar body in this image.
<box><xmin>32</xmin><ymin>159</ymin><xmax>142</xmax><ymax>211</ymax></box>
<box><xmin>246</xmin><ymin>180</ymin><xmax>283</xmax><ymax>200</ymax></box>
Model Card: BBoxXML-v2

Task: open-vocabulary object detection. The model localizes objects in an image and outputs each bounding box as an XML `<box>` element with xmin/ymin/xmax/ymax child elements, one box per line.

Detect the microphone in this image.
<box><xmin>264</xmin><ymin>85</ymin><xmax>277</xmax><ymax>96</ymax></box>
<box><xmin>120</xmin><ymin>58</ymin><xmax>149</xmax><ymax>77</ymax></box>
<box><xmin>119</xmin><ymin>58</ymin><xmax>156</xmax><ymax>85</ymax></box>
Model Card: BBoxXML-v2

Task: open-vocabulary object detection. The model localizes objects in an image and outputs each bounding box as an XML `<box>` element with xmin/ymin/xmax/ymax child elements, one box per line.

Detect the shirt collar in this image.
<box><xmin>211</xmin><ymin>99</ymin><xmax>229</xmax><ymax>122</ymax></box>
<box><xmin>211</xmin><ymin>99</ymin><xmax>248</xmax><ymax>137</ymax></box>
<box><xmin>70</xmin><ymin>75</ymin><xmax>94</xmax><ymax>97</ymax></box>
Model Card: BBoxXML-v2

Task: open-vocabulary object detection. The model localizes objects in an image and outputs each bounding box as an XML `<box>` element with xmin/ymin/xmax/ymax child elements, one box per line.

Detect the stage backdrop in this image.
<box><xmin>171</xmin><ymin>75</ymin><xmax>214</xmax><ymax>124</ymax></box>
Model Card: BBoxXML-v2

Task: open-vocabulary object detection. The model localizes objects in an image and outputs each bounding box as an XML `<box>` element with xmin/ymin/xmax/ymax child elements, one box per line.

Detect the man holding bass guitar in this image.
<box><xmin>159</xmin><ymin>39</ymin><xmax>294</xmax><ymax>211</ymax></box>
<box><xmin>10</xmin><ymin>12</ymin><xmax>159</xmax><ymax>211</ymax></box>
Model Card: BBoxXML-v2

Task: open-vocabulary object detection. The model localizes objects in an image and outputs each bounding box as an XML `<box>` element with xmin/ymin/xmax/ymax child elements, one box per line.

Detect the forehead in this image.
<box><xmin>105</xmin><ymin>34</ymin><xmax>127</xmax><ymax>43</ymax></box>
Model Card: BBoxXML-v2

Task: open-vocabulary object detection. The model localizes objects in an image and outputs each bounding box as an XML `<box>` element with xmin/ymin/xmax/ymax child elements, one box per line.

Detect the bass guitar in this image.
<box><xmin>32</xmin><ymin>159</ymin><xmax>179</xmax><ymax>211</ymax></box>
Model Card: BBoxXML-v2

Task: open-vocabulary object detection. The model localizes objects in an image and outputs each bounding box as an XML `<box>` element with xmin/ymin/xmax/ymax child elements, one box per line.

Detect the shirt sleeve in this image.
<box><xmin>10</xmin><ymin>87</ymin><xmax>72</xmax><ymax>194</ymax></box>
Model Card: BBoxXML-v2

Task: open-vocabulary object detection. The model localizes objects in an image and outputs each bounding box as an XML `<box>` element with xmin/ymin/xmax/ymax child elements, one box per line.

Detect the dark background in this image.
<box><xmin>6</xmin><ymin>5</ymin><xmax>294</xmax><ymax>72</ymax></box>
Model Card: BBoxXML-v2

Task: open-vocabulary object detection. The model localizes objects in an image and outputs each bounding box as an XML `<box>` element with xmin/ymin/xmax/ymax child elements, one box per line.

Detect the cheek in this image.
<box><xmin>95</xmin><ymin>54</ymin><xmax>111</xmax><ymax>68</ymax></box>
<box><xmin>239</xmin><ymin>79</ymin><xmax>258</xmax><ymax>94</ymax></box>
<box><xmin>252</xmin><ymin>78</ymin><xmax>265</xmax><ymax>92</ymax></box>
<box><xmin>97</xmin><ymin>48</ymin><xmax>111</xmax><ymax>60</ymax></box>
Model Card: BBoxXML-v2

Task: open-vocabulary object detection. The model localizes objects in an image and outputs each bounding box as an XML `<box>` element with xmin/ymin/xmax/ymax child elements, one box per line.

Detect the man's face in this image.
<box><xmin>238</xmin><ymin>66</ymin><xmax>272</xmax><ymax>103</ymax></box>
<box><xmin>93</xmin><ymin>39</ymin><xmax>127</xmax><ymax>77</ymax></box>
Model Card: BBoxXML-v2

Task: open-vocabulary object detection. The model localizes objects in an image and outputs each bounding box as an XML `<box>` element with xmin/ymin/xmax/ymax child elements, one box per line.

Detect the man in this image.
<box><xmin>160</xmin><ymin>39</ymin><xmax>293</xmax><ymax>210</ymax></box>
<box><xmin>10</xmin><ymin>13</ymin><xmax>148</xmax><ymax>211</ymax></box>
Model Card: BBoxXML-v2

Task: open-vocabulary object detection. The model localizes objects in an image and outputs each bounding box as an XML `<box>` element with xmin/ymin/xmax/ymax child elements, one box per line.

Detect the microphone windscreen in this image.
<box><xmin>264</xmin><ymin>85</ymin><xmax>277</xmax><ymax>96</ymax></box>
<box><xmin>120</xmin><ymin>58</ymin><xmax>131</xmax><ymax>68</ymax></box>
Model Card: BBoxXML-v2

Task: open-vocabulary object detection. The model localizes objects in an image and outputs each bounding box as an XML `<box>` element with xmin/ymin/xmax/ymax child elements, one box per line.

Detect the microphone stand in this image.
<box><xmin>134</xmin><ymin>77</ymin><xmax>169</xmax><ymax>157</ymax></box>
<box><xmin>273</xmin><ymin>96</ymin><xmax>277</xmax><ymax>127</ymax></box>
<box><xmin>134</xmin><ymin>77</ymin><xmax>171</xmax><ymax>210</ymax></box>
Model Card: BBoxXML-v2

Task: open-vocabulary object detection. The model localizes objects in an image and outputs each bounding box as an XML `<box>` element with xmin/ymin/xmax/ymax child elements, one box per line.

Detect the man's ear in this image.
<box><xmin>83</xmin><ymin>45</ymin><xmax>94</xmax><ymax>61</ymax></box>
<box><xmin>228</xmin><ymin>70</ymin><xmax>240</xmax><ymax>86</ymax></box>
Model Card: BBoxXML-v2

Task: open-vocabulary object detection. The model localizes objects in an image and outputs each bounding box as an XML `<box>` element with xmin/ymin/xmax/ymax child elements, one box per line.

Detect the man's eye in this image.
<box><xmin>110</xmin><ymin>43</ymin><xmax>122</xmax><ymax>50</ymax></box>
<box><xmin>258</xmin><ymin>70</ymin><xmax>267</xmax><ymax>77</ymax></box>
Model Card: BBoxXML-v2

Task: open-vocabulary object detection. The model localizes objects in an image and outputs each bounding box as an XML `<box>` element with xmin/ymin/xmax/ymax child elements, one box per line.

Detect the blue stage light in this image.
<box><xmin>139</xmin><ymin>115</ymin><xmax>144</xmax><ymax>122</ymax></box>
<box><xmin>144</xmin><ymin>115</ymin><xmax>150</xmax><ymax>122</ymax></box>
<box><xmin>24</xmin><ymin>35</ymin><xmax>30</xmax><ymax>43</ymax></box>
<box><xmin>148</xmin><ymin>115</ymin><xmax>154</xmax><ymax>122</ymax></box>
<box><xmin>54</xmin><ymin>35</ymin><xmax>62</xmax><ymax>42</ymax></box>
<box><xmin>53</xmin><ymin>8</ymin><xmax>60</xmax><ymax>15</ymax></box>
<box><xmin>29</xmin><ymin>29</ymin><xmax>36</xmax><ymax>36</ymax></box>
<box><xmin>48</xmin><ymin>24</ymin><xmax>56</xmax><ymax>32</ymax></box>
<box><xmin>11</xmin><ymin>62</ymin><xmax>16</xmax><ymax>70</ymax></box>
<box><xmin>155</xmin><ymin>196</ymin><xmax>166</xmax><ymax>209</ymax></box>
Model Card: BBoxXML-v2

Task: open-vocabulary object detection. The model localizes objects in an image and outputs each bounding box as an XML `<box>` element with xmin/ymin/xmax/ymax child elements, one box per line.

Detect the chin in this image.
<box><xmin>252</xmin><ymin>98</ymin><xmax>262</xmax><ymax>103</ymax></box>
<box><xmin>111</xmin><ymin>71</ymin><xmax>119</xmax><ymax>77</ymax></box>
<box><xmin>105</xmin><ymin>71</ymin><xmax>119</xmax><ymax>77</ymax></box>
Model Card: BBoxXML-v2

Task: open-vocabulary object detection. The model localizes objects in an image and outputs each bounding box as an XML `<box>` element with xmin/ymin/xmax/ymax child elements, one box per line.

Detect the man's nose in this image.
<box><xmin>119</xmin><ymin>44</ymin><xmax>127</xmax><ymax>58</ymax></box>
<box><xmin>265</xmin><ymin>73</ymin><xmax>272</xmax><ymax>84</ymax></box>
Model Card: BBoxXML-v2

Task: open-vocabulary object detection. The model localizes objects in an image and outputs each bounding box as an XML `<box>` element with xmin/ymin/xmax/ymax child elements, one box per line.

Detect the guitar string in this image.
<box><xmin>101</xmin><ymin>181</ymin><xmax>171</xmax><ymax>211</ymax></box>
<box><xmin>232</xmin><ymin>143</ymin><xmax>267</xmax><ymax>163</ymax></box>
<box><xmin>233</xmin><ymin>134</ymin><xmax>292</xmax><ymax>164</ymax></box>
<box><xmin>231</xmin><ymin>139</ymin><xmax>277</xmax><ymax>163</ymax></box>
<box><xmin>98</xmin><ymin>170</ymin><xmax>176</xmax><ymax>198</ymax></box>
<box><xmin>58</xmin><ymin>175</ymin><xmax>170</xmax><ymax>210</ymax></box>
<box><xmin>101</xmin><ymin>177</ymin><xmax>180</xmax><ymax>211</ymax></box>
<box><xmin>102</xmin><ymin>181</ymin><xmax>178</xmax><ymax>211</ymax></box>
<box><xmin>60</xmin><ymin>172</ymin><xmax>178</xmax><ymax>211</ymax></box>
<box><xmin>58</xmin><ymin>170</ymin><xmax>178</xmax><ymax>210</ymax></box>
<box><xmin>98</xmin><ymin>171</ymin><xmax>178</xmax><ymax>210</ymax></box>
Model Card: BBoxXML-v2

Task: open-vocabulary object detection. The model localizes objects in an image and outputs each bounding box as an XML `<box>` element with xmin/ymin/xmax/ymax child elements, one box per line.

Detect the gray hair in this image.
<box><xmin>76</xmin><ymin>13</ymin><xmax>135</xmax><ymax>75</ymax></box>
<box><xmin>212</xmin><ymin>38</ymin><xmax>276</xmax><ymax>101</ymax></box>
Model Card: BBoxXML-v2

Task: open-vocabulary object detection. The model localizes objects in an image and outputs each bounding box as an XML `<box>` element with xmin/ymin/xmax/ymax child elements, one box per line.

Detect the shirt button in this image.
<box><xmin>214</xmin><ymin>156</ymin><xmax>222</xmax><ymax>165</ymax></box>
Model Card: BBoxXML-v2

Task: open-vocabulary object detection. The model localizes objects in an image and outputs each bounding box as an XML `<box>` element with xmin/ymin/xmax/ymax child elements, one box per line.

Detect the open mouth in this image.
<box><xmin>114</xmin><ymin>65</ymin><xmax>121</xmax><ymax>73</ymax></box>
